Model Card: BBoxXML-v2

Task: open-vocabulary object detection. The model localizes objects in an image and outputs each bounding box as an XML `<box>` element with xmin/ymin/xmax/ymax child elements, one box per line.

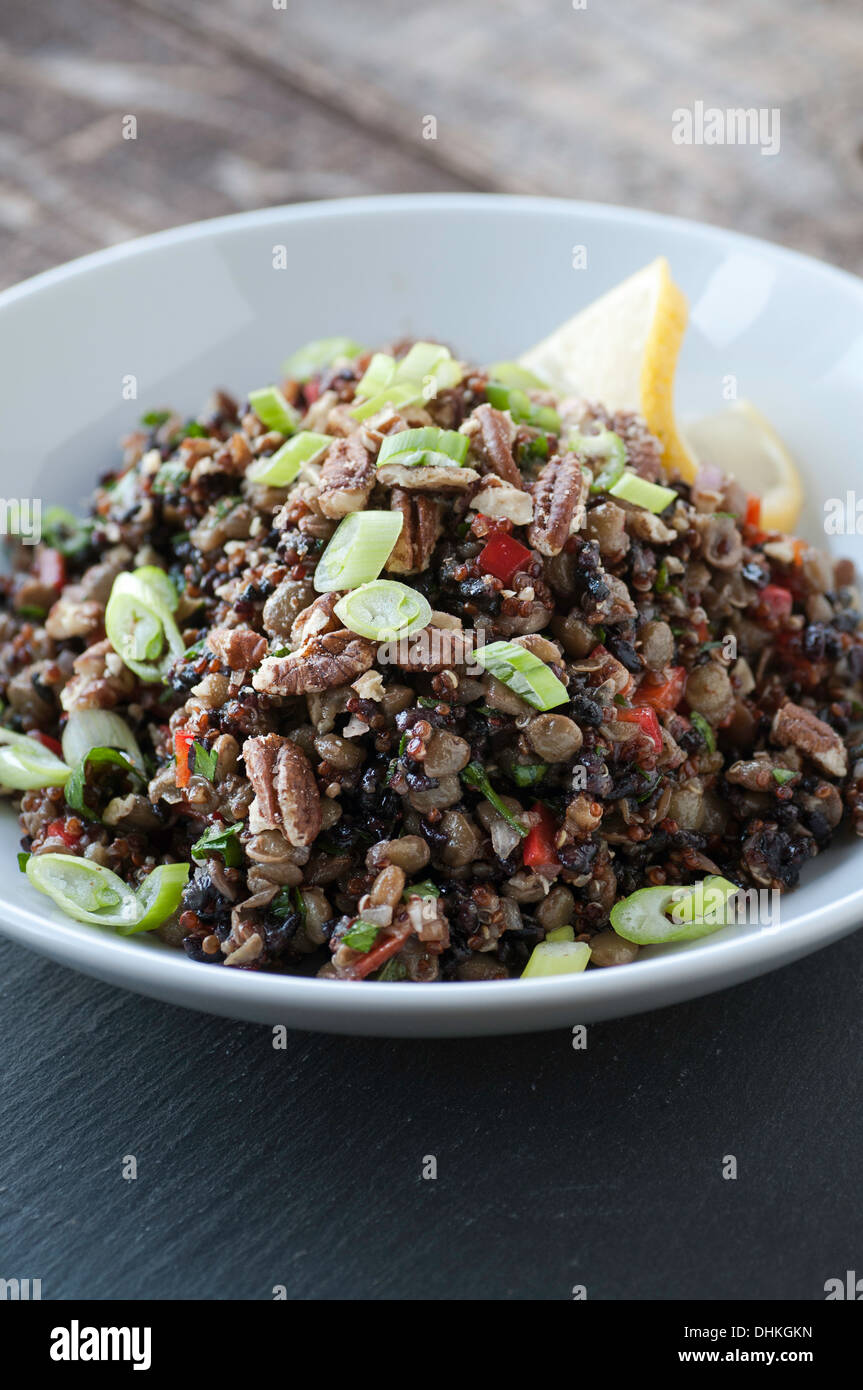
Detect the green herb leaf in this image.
<box><xmin>511</xmin><ymin>762</ymin><xmax>549</xmax><ymax>788</ymax></box>
<box><xmin>461</xmin><ymin>761</ymin><xmax>528</xmax><ymax>837</ymax></box>
<box><xmin>65</xmin><ymin>748</ymin><xmax>142</xmax><ymax>822</ymax></box>
<box><xmin>17</xmin><ymin>851</ymin><xmax>29</xmax><ymax>872</ymax></box>
<box><xmin>342</xmin><ymin>919</ymin><xmax>380</xmax><ymax>952</ymax></box>
<box><xmin>153</xmin><ymin>461</ymin><xmax>190</xmax><ymax>495</ymax></box>
<box><xmin>689</xmin><ymin>711</ymin><xmax>716</xmax><ymax>753</ymax></box>
<box><xmin>193</xmin><ymin>742</ymin><xmax>218</xmax><ymax>781</ymax></box>
<box><xmin>141</xmin><ymin>410</ymin><xmax>171</xmax><ymax>428</ymax></box>
<box><xmin>191</xmin><ymin>822</ymin><xmax>243</xmax><ymax>868</ymax></box>
<box><xmin>377</xmin><ymin>957</ymin><xmax>408</xmax><ymax>981</ymax></box>
<box><xmin>772</xmin><ymin>768</ymin><xmax>796</xmax><ymax>785</ymax></box>
<box><xmin>403</xmin><ymin>880</ymin><xmax>440</xmax><ymax>900</ymax></box>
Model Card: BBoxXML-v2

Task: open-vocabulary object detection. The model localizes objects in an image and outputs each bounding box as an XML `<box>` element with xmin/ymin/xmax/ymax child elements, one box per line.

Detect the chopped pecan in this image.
<box><xmin>527</xmin><ymin>452</ymin><xmax>588</xmax><ymax>556</ymax></box>
<box><xmin>469</xmin><ymin>476</ymin><xmax>533</xmax><ymax>525</ymax></box>
<box><xmin>290</xmin><ymin>592</ymin><xmax>341</xmax><ymax>649</ymax></box>
<box><xmin>316</xmin><ymin>434</ymin><xmax>375</xmax><ymax>518</ymax></box>
<box><xmin>376</xmin><ymin>462</ymin><xmax>479</xmax><ymax>491</ymax></box>
<box><xmin>45</xmin><ymin>595</ymin><xmax>104</xmax><ymax>641</ymax></box>
<box><xmin>252</xmin><ymin>629</ymin><xmax>375</xmax><ymax>696</ymax></box>
<box><xmin>60</xmin><ymin>639</ymin><xmax>136</xmax><ymax>712</ymax></box>
<box><xmin>770</xmin><ymin>701</ymin><xmax>848</xmax><ymax>778</ymax></box>
<box><xmin>385</xmin><ymin>490</ymin><xmax>444</xmax><ymax>574</ymax></box>
<box><xmin>463</xmin><ymin>403</ymin><xmax>523</xmax><ymax>487</ymax></box>
<box><xmin>207</xmin><ymin>626</ymin><xmax>268</xmax><ymax>671</ymax></box>
<box><xmin>243</xmin><ymin>733</ymin><xmax>322</xmax><ymax>847</ymax></box>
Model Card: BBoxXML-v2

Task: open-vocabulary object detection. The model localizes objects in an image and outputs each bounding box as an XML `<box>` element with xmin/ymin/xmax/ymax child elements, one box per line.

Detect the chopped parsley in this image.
<box><xmin>689</xmin><ymin>711</ymin><xmax>716</xmax><ymax>753</ymax></box>
<box><xmin>461</xmin><ymin>761</ymin><xmax>528</xmax><ymax>837</ymax></box>
<box><xmin>342</xmin><ymin>920</ymin><xmax>380</xmax><ymax>953</ymax></box>
<box><xmin>191</xmin><ymin>822</ymin><xmax>243</xmax><ymax>868</ymax></box>
<box><xmin>193</xmin><ymin>742</ymin><xmax>218</xmax><ymax>781</ymax></box>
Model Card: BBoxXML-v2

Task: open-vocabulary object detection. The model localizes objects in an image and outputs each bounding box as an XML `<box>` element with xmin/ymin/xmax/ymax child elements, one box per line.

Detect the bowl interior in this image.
<box><xmin>1</xmin><ymin>194</ymin><xmax>862</xmax><ymax>1029</ymax></box>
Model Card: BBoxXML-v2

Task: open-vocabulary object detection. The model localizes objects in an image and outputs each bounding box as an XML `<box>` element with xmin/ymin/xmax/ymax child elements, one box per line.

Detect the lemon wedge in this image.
<box><xmin>683</xmin><ymin>399</ymin><xmax>804</xmax><ymax>533</ymax></box>
<box><xmin>519</xmin><ymin>257</ymin><xmax>696</xmax><ymax>480</ymax></box>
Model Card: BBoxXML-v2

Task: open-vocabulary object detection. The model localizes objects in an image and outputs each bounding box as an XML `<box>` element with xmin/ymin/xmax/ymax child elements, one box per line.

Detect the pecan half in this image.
<box><xmin>207</xmin><ymin>626</ymin><xmax>268</xmax><ymax>671</ymax></box>
<box><xmin>252</xmin><ymin>629</ymin><xmax>376</xmax><ymax>696</ymax></box>
<box><xmin>243</xmin><ymin>733</ymin><xmax>322</xmax><ymax>847</ymax></box>
<box><xmin>316</xmin><ymin>435</ymin><xmax>375</xmax><ymax>518</ymax></box>
<box><xmin>386</xmin><ymin>625</ymin><xmax>478</xmax><ymax>672</ymax></box>
<box><xmin>463</xmin><ymin>403</ymin><xmax>523</xmax><ymax>487</ymax></box>
<box><xmin>527</xmin><ymin>452</ymin><xmax>588</xmax><ymax>556</ymax></box>
<box><xmin>770</xmin><ymin>701</ymin><xmax>848</xmax><ymax>778</ymax></box>
<box><xmin>376</xmin><ymin>462</ymin><xmax>479</xmax><ymax>491</ymax></box>
<box><xmin>385</xmin><ymin>489</ymin><xmax>444</xmax><ymax>574</ymax></box>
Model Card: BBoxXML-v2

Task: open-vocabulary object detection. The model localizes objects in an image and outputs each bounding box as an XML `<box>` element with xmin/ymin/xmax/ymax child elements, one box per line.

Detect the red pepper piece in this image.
<box><xmin>523</xmin><ymin>803</ymin><xmax>560</xmax><ymax>872</ymax></box>
<box><xmin>36</xmin><ymin>548</ymin><xmax>66</xmax><ymax>592</ymax></box>
<box><xmin>174</xmin><ymin>730</ymin><xmax>195</xmax><ymax>789</ymax></box>
<box><xmin>478</xmin><ymin>531</ymin><xmax>532</xmax><ymax>585</ymax></box>
<box><xmin>342</xmin><ymin>923</ymin><xmax>412</xmax><ymax>980</ymax></box>
<box><xmin>616</xmin><ymin>704</ymin><xmax>663</xmax><ymax>753</ymax></box>
<box><xmin>30</xmin><ymin>731</ymin><xmax>64</xmax><ymax>757</ymax></box>
<box><xmin>756</xmin><ymin>584</ymin><xmax>793</xmax><ymax>622</ymax></box>
<box><xmin>744</xmin><ymin>495</ymin><xmax>761</xmax><ymax>529</ymax></box>
<box><xmin>635</xmin><ymin>665</ymin><xmax>687</xmax><ymax>715</ymax></box>
<box><xmin>47</xmin><ymin>818</ymin><xmax>79</xmax><ymax>847</ymax></box>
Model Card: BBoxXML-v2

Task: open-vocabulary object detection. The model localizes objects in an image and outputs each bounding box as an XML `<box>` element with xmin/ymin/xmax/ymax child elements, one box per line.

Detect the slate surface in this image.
<box><xmin>1</xmin><ymin>929</ymin><xmax>860</xmax><ymax>1300</ymax></box>
<box><xmin>1</xmin><ymin>0</ymin><xmax>862</xmax><ymax>1302</ymax></box>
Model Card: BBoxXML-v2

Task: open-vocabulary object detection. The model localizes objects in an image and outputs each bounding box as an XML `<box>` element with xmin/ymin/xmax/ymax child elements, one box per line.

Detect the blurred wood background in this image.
<box><xmin>1</xmin><ymin>0</ymin><xmax>862</xmax><ymax>289</ymax></box>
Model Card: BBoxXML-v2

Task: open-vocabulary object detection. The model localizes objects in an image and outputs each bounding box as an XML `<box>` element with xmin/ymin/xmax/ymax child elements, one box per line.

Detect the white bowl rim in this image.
<box><xmin>2</xmin><ymin>191</ymin><xmax>863</xmax><ymax>1026</ymax></box>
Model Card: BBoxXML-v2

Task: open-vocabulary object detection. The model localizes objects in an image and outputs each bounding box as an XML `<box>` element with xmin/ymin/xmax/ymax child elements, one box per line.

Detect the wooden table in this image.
<box><xmin>2</xmin><ymin>0</ymin><xmax>862</xmax><ymax>291</ymax></box>
<box><xmin>2</xmin><ymin>0</ymin><xmax>862</xmax><ymax>1302</ymax></box>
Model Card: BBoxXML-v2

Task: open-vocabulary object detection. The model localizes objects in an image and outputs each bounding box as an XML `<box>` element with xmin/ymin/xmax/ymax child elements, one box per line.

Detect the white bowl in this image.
<box><xmin>1</xmin><ymin>194</ymin><xmax>862</xmax><ymax>1036</ymax></box>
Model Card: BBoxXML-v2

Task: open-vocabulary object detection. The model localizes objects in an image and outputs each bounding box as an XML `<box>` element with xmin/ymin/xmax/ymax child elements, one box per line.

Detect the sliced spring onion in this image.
<box><xmin>246</xmin><ymin>431</ymin><xmax>331</xmax><ymax>487</ymax></box>
<box><xmin>545</xmin><ymin>925</ymin><xmax>575</xmax><ymax>943</ymax></box>
<box><xmin>355</xmin><ymin>352</ymin><xmax>398</xmax><ymax>399</ymax></box>
<box><xmin>772</xmin><ymin>767</ymin><xmax>796</xmax><ymax>785</ymax></box>
<box><xmin>610</xmin><ymin>875</ymin><xmax>740</xmax><ymax>945</ymax></box>
<box><xmin>313</xmin><ymin>511</ymin><xmax>404</xmax><ymax>593</ymax></box>
<box><xmin>105</xmin><ymin>572</ymin><xmax>185</xmax><ymax>682</ymax></box>
<box><xmin>65</xmin><ymin>747</ymin><xmax>142</xmax><ymax>822</ymax></box>
<box><xmin>26</xmin><ymin>853</ymin><xmax>141</xmax><ymax>928</ymax></box>
<box><xmin>133</xmin><ymin>565</ymin><xmax>178</xmax><ymax>613</ymax></box>
<box><xmin>474</xmin><ymin>640</ymin><xmax>569</xmax><ymax>712</ymax></box>
<box><xmin>61</xmin><ymin>710</ymin><xmax>145</xmax><ymax>774</ymax></box>
<box><xmin>521</xmin><ymin>940</ymin><xmax>591</xmax><ymax>978</ymax></box>
<box><xmin>350</xmin><ymin>381</ymin><xmax>424</xmax><ymax>423</ymax></box>
<box><xmin>396</xmin><ymin>341</ymin><xmax>461</xmax><ymax>389</ymax></box>
<box><xmin>120</xmin><ymin>862</ymin><xmax>191</xmax><ymax>934</ymax></box>
<box><xmin>608</xmin><ymin>470</ymin><xmax>677</xmax><ymax>514</ymax></box>
<box><xmin>334</xmin><ymin>580</ymin><xmax>431</xmax><ymax>641</ymax></box>
<box><xmin>486</xmin><ymin>362</ymin><xmax>547</xmax><ymax>390</ymax></box>
<box><xmin>351</xmin><ymin>343</ymin><xmax>462</xmax><ymax>420</ymax></box>
<box><xmin>0</xmin><ymin>732</ymin><xmax>71</xmax><ymax>790</ymax></box>
<box><xmin>248</xmin><ymin>385</ymin><xmax>300</xmax><ymax>435</ymax></box>
<box><xmin>572</xmin><ymin>430</ymin><xmax>627</xmax><ymax>492</ymax></box>
<box><xmin>377</xmin><ymin>427</ymin><xmax>468</xmax><ymax>467</ymax></box>
<box><xmin>486</xmin><ymin>382</ymin><xmax>561</xmax><ymax>434</ymax></box>
<box><xmin>283</xmin><ymin>336</ymin><xmax>365</xmax><ymax>382</ymax></box>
